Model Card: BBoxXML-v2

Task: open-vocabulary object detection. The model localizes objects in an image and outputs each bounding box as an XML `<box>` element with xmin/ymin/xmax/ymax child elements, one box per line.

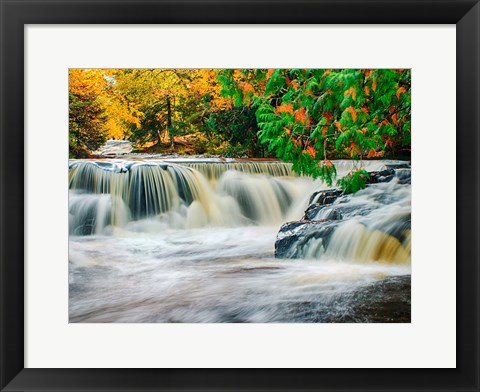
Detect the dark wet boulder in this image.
<box><xmin>367</xmin><ymin>168</ymin><xmax>395</xmax><ymax>184</ymax></box>
<box><xmin>303</xmin><ymin>188</ymin><xmax>344</xmax><ymax>220</ymax></box>
<box><xmin>386</xmin><ymin>162</ymin><xmax>411</xmax><ymax>170</ymax></box>
<box><xmin>275</xmin><ymin>220</ymin><xmax>340</xmax><ymax>259</ymax></box>
<box><xmin>308</xmin><ymin>188</ymin><xmax>343</xmax><ymax>205</ymax></box>
<box><xmin>303</xmin><ymin>204</ymin><xmax>343</xmax><ymax>220</ymax></box>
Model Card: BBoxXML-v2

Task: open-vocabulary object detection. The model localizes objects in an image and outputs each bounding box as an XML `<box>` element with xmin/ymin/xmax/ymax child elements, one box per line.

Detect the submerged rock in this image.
<box><xmin>275</xmin><ymin>275</ymin><xmax>411</xmax><ymax>323</ymax></box>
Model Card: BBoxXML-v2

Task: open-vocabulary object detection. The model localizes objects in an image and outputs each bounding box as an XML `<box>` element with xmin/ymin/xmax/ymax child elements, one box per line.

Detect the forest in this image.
<box><xmin>69</xmin><ymin>68</ymin><xmax>411</xmax><ymax>189</ymax></box>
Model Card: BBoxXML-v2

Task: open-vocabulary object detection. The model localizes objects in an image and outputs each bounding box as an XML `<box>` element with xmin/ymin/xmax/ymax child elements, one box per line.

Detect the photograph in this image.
<box><xmin>68</xmin><ymin>68</ymin><xmax>412</xmax><ymax>323</ymax></box>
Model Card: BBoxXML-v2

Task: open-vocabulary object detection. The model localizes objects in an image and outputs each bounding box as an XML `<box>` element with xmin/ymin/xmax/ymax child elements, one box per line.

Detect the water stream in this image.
<box><xmin>69</xmin><ymin>159</ymin><xmax>411</xmax><ymax>322</ymax></box>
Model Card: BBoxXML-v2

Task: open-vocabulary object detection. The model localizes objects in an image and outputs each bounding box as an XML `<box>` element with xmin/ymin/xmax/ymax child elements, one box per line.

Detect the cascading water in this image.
<box><xmin>278</xmin><ymin>172</ymin><xmax>412</xmax><ymax>264</ymax></box>
<box><xmin>69</xmin><ymin>158</ymin><xmax>411</xmax><ymax>323</ymax></box>
<box><xmin>69</xmin><ymin>160</ymin><xmax>305</xmax><ymax>233</ymax></box>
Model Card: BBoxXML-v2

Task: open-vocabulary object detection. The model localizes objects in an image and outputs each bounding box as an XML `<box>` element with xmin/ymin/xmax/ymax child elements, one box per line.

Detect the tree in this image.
<box><xmin>205</xmin><ymin>105</ymin><xmax>266</xmax><ymax>157</ymax></box>
<box><xmin>69</xmin><ymin>69</ymin><xmax>109</xmax><ymax>157</ymax></box>
<box><xmin>111</xmin><ymin>69</ymin><xmax>228</xmax><ymax>149</ymax></box>
<box><xmin>218</xmin><ymin>69</ymin><xmax>411</xmax><ymax>188</ymax></box>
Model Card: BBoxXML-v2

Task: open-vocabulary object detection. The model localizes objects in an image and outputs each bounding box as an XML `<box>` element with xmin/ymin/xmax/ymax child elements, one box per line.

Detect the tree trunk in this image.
<box><xmin>166</xmin><ymin>96</ymin><xmax>174</xmax><ymax>150</ymax></box>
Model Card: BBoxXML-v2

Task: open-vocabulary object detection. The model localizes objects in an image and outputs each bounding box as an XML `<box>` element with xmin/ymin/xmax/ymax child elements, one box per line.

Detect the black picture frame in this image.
<box><xmin>1</xmin><ymin>1</ymin><xmax>479</xmax><ymax>391</ymax></box>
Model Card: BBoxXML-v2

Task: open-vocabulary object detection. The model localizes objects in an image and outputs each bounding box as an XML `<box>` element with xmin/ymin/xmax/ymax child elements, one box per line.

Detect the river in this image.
<box><xmin>68</xmin><ymin>158</ymin><xmax>411</xmax><ymax>322</ymax></box>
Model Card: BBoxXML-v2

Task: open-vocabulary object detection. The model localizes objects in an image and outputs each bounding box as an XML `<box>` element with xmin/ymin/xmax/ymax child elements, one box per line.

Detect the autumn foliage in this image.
<box><xmin>69</xmin><ymin>68</ymin><xmax>411</xmax><ymax>191</ymax></box>
<box><xmin>218</xmin><ymin>68</ymin><xmax>411</xmax><ymax>185</ymax></box>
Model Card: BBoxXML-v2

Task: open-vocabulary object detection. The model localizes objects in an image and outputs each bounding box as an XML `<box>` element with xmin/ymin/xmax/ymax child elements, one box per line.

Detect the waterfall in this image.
<box><xmin>176</xmin><ymin>161</ymin><xmax>295</xmax><ymax>180</ymax></box>
<box><xmin>69</xmin><ymin>159</ymin><xmax>313</xmax><ymax>235</ymax></box>
<box><xmin>69</xmin><ymin>158</ymin><xmax>411</xmax><ymax>265</ymax></box>
<box><xmin>276</xmin><ymin>169</ymin><xmax>411</xmax><ymax>264</ymax></box>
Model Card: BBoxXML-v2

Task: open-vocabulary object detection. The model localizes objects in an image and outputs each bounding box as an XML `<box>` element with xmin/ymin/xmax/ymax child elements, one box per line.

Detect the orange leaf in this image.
<box><xmin>305</xmin><ymin>146</ymin><xmax>316</xmax><ymax>158</ymax></box>
<box><xmin>275</xmin><ymin>103</ymin><xmax>293</xmax><ymax>115</ymax></box>
<box><xmin>266</xmin><ymin>69</ymin><xmax>275</xmax><ymax>80</ymax></box>
<box><xmin>384</xmin><ymin>137</ymin><xmax>393</xmax><ymax>148</ymax></box>
<box><xmin>291</xmin><ymin>81</ymin><xmax>299</xmax><ymax>90</ymax></box>
<box><xmin>292</xmin><ymin>137</ymin><xmax>301</xmax><ymax>148</ymax></box>
<box><xmin>334</xmin><ymin>121</ymin><xmax>342</xmax><ymax>132</ymax></box>
<box><xmin>347</xmin><ymin>106</ymin><xmax>357</xmax><ymax>122</ymax></box>
<box><xmin>372</xmin><ymin>79</ymin><xmax>377</xmax><ymax>92</ymax></box>
<box><xmin>344</xmin><ymin>87</ymin><xmax>357</xmax><ymax>100</ymax></box>
<box><xmin>364</xmin><ymin>86</ymin><xmax>370</xmax><ymax>96</ymax></box>
<box><xmin>396</xmin><ymin>86</ymin><xmax>407</xmax><ymax>99</ymax></box>
<box><xmin>361</xmin><ymin>106</ymin><xmax>369</xmax><ymax>114</ymax></box>
<box><xmin>348</xmin><ymin>142</ymin><xmax>358</xmax><ymax>157</ymax></box>
<box><xmin>322</xmin><ymin>125</ymin><xmax>328</xmax><ymax>136</ymax></box>
<box><xmin>294</xmin><ymin>108</ymin><xmax>307</xmax><ymax>123</ymax></box>
<box><xmin>284</xmin><ymin>127</ymin><xmax>291</xmax><ymax>136</ymax></box>
<box><xmin>367</xmin><ymin>148</ymin><xmax>377</xmax><ymax>159</ymax></box>
<box><xmin>242</xmin><ymin>83</ymin><xmax>255</xmax><ymax>93</ymax></box>
<box><xmin>322</xmin><ymin>159</ymin><xmax>333</xmax><ymax>168</ymax></box>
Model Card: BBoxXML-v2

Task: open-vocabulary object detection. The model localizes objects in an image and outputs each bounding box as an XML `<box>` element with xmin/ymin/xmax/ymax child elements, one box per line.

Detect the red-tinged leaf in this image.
<box><xmin>323</xmin><ymin>111</ymin><xmax>333</xmax><ymax>123</ymax></box>
<box><xmin>322</xmin><ymin>125</ymin><xmax>328</xmax><ymax>136</ymax></box>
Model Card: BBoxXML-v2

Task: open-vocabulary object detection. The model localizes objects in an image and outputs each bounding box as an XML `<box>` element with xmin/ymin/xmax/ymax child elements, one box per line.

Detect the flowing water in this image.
<box><xmin>69</xmin><ymin>158</ymin><xmax>411</xmax><ymax>323</ymax></box>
